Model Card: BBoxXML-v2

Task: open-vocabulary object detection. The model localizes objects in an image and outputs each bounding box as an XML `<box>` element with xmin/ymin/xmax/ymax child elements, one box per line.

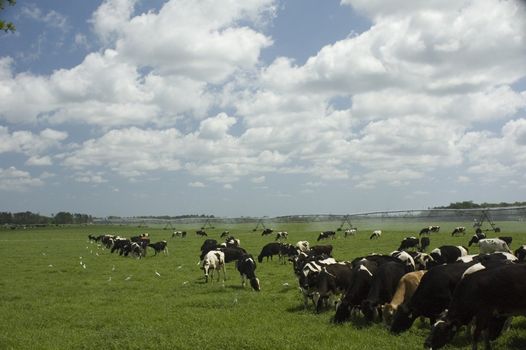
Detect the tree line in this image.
<box><xmin>0</xmin><ymin>211</ymin><xmax>93</xmax><ymax>225</ymax></box>
<box><xmin>434</xmin><ymin>201</ymin><xmax>526</xmax><ymax>209</ymax></box>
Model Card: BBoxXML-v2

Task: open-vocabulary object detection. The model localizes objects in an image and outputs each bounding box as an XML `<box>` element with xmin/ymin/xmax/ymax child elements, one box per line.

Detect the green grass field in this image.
<box><xmin>1</xmin><ymin>220</ymin><xmax>526</xmax><ymax>349</ymax></box>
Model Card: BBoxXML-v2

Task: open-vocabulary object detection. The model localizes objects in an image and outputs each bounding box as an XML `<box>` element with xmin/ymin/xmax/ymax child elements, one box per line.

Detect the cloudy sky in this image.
<box><xmin>0</xmin><ymin>0</ymin><xmax>525</xmax><ymax>218</ymax></box>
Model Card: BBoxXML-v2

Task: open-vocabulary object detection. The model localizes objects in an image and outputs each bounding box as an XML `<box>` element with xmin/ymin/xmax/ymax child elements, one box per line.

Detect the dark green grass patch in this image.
<box><xmin>1</xmin><ymin>221</ymin><xmax>526</xmax><ymax>349</ymax></box>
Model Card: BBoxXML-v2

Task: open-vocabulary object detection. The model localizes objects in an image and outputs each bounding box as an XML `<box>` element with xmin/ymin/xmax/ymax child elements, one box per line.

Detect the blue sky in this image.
<box><xmin>0</xmin><ymin>0</ymin><xmax>526</xmax><ymax>218</ymax></box>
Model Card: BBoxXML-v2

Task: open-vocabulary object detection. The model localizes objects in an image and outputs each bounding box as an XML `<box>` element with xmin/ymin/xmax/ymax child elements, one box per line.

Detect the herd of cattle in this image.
<box><xmin>87</xmin><ymin>225</ymin><xmax>526</xmax><ymax>349</ymax></box>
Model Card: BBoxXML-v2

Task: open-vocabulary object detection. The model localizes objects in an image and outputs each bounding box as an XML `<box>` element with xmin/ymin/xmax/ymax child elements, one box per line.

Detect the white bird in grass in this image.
<box><xmin>155</xmin><ymin>271</ymin><xmax>161</xmax><ymax>277</ymax></box>
<box><xmin>82</xmin><ymin>264</ymin><xmax>86</xmax><ymax>269</ymax></box>
<box><xmin>182</xmin><ymin>281</ymin><xmax>189</xmax><ymax>285</ymax></box>
<box><xmin>108</xmin><ymin>276</ymin><xmax>112</xmax><ymax>282</ymax></box>
<box><xmin>111</xmin><ymin>265</ymin><xmax>115</xmax><ymax>271</ymax></box>
<box><xmin>282</xmin><ymin>282</ymin><xmax>289</xmax><ymax>286</ymax></box>
<box><xmin>48</xmin><ymin>264</ymin><xmax>53</xmax><ymax>267</ymax></box>
<box><xmin>177</xmin><ymin>265</ymin><xmax>182</xmax><ymax>269</ymax></box>
<box><xmin>125</xmin><ymin>276</ymin><xmax>132</xmax><ymax>281</ymax></box>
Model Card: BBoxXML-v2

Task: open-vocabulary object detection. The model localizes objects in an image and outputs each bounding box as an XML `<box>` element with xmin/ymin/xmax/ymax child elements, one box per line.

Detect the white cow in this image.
<box><xmin>370</xmin><ymin>230</ymin><xmax>382</xmax><ymax>239</ymax></box>
<box><xmin>478</xmin><ymin>238</ymin><xmax>512</xmax><ymax>254</ymax></box>
<box><xmin>201</xmin><ymin>250</ymin><xmax>226</xmax><ymax>283</ymax></box>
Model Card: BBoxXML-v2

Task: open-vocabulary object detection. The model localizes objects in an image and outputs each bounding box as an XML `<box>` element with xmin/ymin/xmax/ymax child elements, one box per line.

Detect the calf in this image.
<box><xmin>425</xmin><ymin>263</ymin><xmax>526</xmax><ymax>350</ymax></box>
<box><xmin>317</xmin><ymin>231</ymin><xmax>336</xmax><ymax>241</ymax></box>
<box><xmin>148</xmin><ymin>240</ymin><xmax>168</xmax><ymax>256</ymax></box>
<box><xmin>370</xmin><ymin>230</ymin><xmax>382</xmax><ymax>239</ymax></box>
<box><xmin>236</xmin><ymin>254</ymin><xmax>260</xmax><ymax>291</ymax></box>
<box><xmin>201</xmin><ymin>250</ymin><xmax>226</xmax><ymax>283</ymax></box>
<box><xmin>451</xmin><ymin>226</ymin><xmax>466</xmax><ymax>236</ymax></box>
<box><xmin>310</xmin><ymin>245</ymin><xmax>333</xmax><ymax>257</ymax></box>
<box><xmin>390</xmin><ymin>261</ymin><xmax>477</xmax><ymax>333</ymax></box>
<box><xmin>381</xmin><ymin>270</ymin><xmax>427</xmax><ymax>325</ymax></box>
<box><xmin>398</xmin><ymin>236</ymin><xmax>419</xmax><ymax>251</ymax></box>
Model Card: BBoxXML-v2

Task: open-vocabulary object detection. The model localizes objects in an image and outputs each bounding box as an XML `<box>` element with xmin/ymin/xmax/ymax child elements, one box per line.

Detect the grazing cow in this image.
<box><xmin>430</xmin><ymin>225</ymin><xmax>440</xmax><ymax>233</ymax></box>
<box><xmin>261</xmin><ymin>228</ymin><xmax>273</xmax><ymax>236</ymax></box>
<box><xmin>419</xmin><ymin>237</ymin><xmax>430</xmax><ymax>252</ymax></box>
<box><xmin>131</xmin><ymin>233</ymin><xmax>150</xmax><ymax>257</ymax></box>
<box><xmin>258</xmin><ymin>242</ymin><xmax>283</xmax><ymax>263</ymax></box>
<box><xmin>317</xmin><ymin>231</ymin><xmax>336</xmax><ymax>241</ymax></box>
<box><xmin>295</xmin><ymin>240</ymin><xmax>310</xmax><ymax>253</ymax></box>
<box><xmin>148</xmin><ymin>240</ymin><xmax>168</xmax><ymax>256</ymax></box>
<box><xmin>312</xmin><ymin>263</ymin><xmax>354</xmax><ymax>313</ymax></box>
<box><xmin>196</xmin><ymin>230</ymin><xmax>207</xmax><ymax>237</ymax></box>
<box><xmin>295</xmin><ymin>256</ymin><xmax>338</xmax><ymax>308</ymax></box>
<box><xmin>381</xmin><ymin>270</ymin><xmax>427</xmax><ymax>325</ymax></box>
<box><xmin>236</xmin><ymin>254</ymin><xmax>260</xmax><ymax>291</ymax></box>
<box><xmin>428</xmin><ymin>245</ymin><xmax>468</xmax><ymax>266</ymax></box>
<box><xmin>201</xmin><ymin>250</ymin><xmax>226</xmax><ymax>283</ymax></box>
<box><xmin>390</xmin><ymin>261</ymin><xmax>478</xmax><ymax>333</ymax></box>
<box><xmin>390</xmin><ymin>251</ymin><xmax>416</xmax><ymax>271</ymax></box>
<box><xmin>344</xmin><ymin>228</ymin><xmax>357</xmax><ymax>237</ymax></box>
<box><xmin>514</xmin><ymin>245</ymin><xmax>526</xmax><ymax>262</ymax></box>
<box><xmin>275</xmin><ymin>231</ymin><xmax>288</xmax><ymax>241</ymax></box>
<box><xmin>424</xmin><ymin>263</ymin><xmax>526</xmax><ymax>350</ymax></box>
<box><xmin>128</xmin><ymin>242</ymin><xmax>144</xmax><ymax>258</ymax></box>
<box><xmin>220</xmin><ymin>230</ymin><xmax>230</xmax><ymax>238</ymax></box>
<box><xmin>88</xmin><ymin>234</ymin><xmax>98</xmax><ymax>242</ymax></box>
<box><xmin>279</xmin><ymin>244</ymin><xmax>298</xmax><ymax>263</ymax></box>
<box><xmin>219</xmin><ymin>247</ymin><xmax>247</xmax><ymax>263</ymax></box>
<box><xmin>398</xmin><ymin>236</ymin><xmax>419</xmax><ymax>251</ymax></box>
<box><xmin>361</xmin><ymin>260</ymin><xmax>413</xmax><ymax>322</ymax></box>
<box><xmin>468</xmin><ymin>232</ymin><xmax>487</xmax><ymax>246</ymax></box>
<box><xmin>310</xmin><ymin>245</ymin><xmax>333</xmax><ymax>257</ymax></box>
<box><xmin>100</xmin><ymin>234</ymin><xmax>115</xmax><ymax>249</ymax></box>
<box><xmin>477</xmin><ymin>238</ymin><xmax>512</xmax><ymax>254</ymax></box>
<box><xmin>419</xmin><ymin>227</ymin><xmax>431</xmax><ymax>236</ymax></box>
<box><xmin>370</xmin><ymin>230</ymin><xmax>382</xmax><ymax>239</ymax></box>
<box><xmin>333</xmin><ymin>255</ymin><xmax>401</xmax><ymax>323</ymax></box>
<box><xmin>172</xmin><ymin>231</ymin><xmax>187</xmax><ymax>238</ymax></box>
<box><xmin>111</xmin><ymin>237</ymin><xmax>130</xmax><ymax>255</ymax></box>
<box><xmin>451</xmin><ymin>226</ymin><xmax>466</xmax><ymax>236</ymax></box>
<box><xmin>224</xmin><ymin>236</ymin><xmax>240</xmax><ymax>248</ymax></box>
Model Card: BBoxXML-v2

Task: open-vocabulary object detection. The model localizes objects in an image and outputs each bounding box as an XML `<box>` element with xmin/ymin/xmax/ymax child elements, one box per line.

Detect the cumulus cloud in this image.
<box><xmin>188</xmin><ymin>181</ymin><xmax>205</xmax><ymax>188</ymax></box>
<box><xmin>0</xmin><ymin>167</ymin><xmax>44</xmax><ymax>191</ymax></box>
<box><xmin>0</xmin><ymin>127</ymin><xmax>68</xmax><ymax>164</ymax></box>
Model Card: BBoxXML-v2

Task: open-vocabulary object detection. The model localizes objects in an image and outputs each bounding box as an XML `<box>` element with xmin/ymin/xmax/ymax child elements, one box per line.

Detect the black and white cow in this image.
<box><xmin>261</xmin><ymin>228</ymin><xmax>273</xmax><ymax>236</ymax></box>
<box><xmin>428</xmin><ymin>245</ymin><xmax>469</xmax><ymax>266</ymax></box>
<box><xmin>196</xmin><ymin>229</ymin><xmax>207</xmax><ymax>237</ymax></box>
<box><xmin>390</xmin><ymin>260</ymin><xmax>478</xmax><ymax>333</ymax></box>
<box><xmin>236</xmin><ymin>254</ymin><xmax>260</xmax><ymax>291</ymax></box>
<box><xmin>220</xmin><ymin>230</ymin><xmax>230</xmax><ymax>238</ymax></box>
<box><xmin>468</xmin><ymin>232</ymin><xmax>487</xmax><ymax>246</ymax></box>
<box><xmin>219</xmin><ymin>246</ymin><xmax>247</xmax><ymax>263</ymax></box>
<box><xmin>370</xmin><ymin>230</ymin><xmax>382</xmax><ymax>239</ymax></box>
<box><xmin>477</xmin><ymin>238</ymin><xmax>512</xmax><ymax>254</ymax></box>
<box><xmin>172</xmin><ymin>231</ymin><xmax>187</xmax><ymax>238</ymax></box>
<box><xmin>361</xmin><ymin>260</ymin><xmax>413</xmax><ymax>322</ymax></box>
<box><xmin>275</xmin><ymin>231</ymin><xmax>288</xmax><ymax>241</ymax></box>
<box><xmin>312</xmin><ymin>263</ymin><xmax>354</xmax><ymax>313</ymax></box>
<box><xmin>148</xmin><ymin>240</ymin><xmax>168</xmax><ymax>256</ymax></box>
<box><xmin>498</xmin><ymin>236</ymin><xmax>512</xmax><ymax>246</ymax></box>
<box><xmin>398</xmin><ymin>237</ymin><xmax>419</xmax><ymax>251</ymax></box>
<box><xmin>424</xmin><ymin>263</ymin><xmax>526</xmax><ymax>350</ymax></box>
<box><xmin>344</xmin><ymin>228</ymin><xmax>357</xmax><ymax>237</ymax></box>
<box><xmin>317</xmin><ymin>231</ymin><xmax>336</xmax><ymax>241</ymax></box>
<box><xmin>451</xmin><ymin>226</ymin><xmax>466</xmax><ymax>236</ymax></box>
<box><xmin>514</xmin><ymin>245</ymin><xmax>526</xmax><ymax>262</ymax></box>
<box><xmin>199</xmin><ymin>239</ymin><xmax>218</xmax><ymax>261</ymax></box>
<box><xmin>201</xmin><ymin>250</ymin><xmax>226</xmax><ymax>283</ymax></box>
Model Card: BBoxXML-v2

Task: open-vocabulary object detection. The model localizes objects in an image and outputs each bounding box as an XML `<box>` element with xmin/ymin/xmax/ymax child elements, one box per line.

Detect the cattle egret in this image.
<box><xmin>155</xmin><ymin>271</ymin><xmax>161</xmax><ymax>277</ymax></box>
<box><xmin>125</xmin><ymin>276</ymin><xmax>132</xmax><ymax>280</ymax></box>
<box><xmin>111</xmin><ymin>265</ymin><xmax>115</xmax><ymax>271</ymax></box>
<box><xmin>82</xmin><ymin>264</ymin><xmax>86</xmax><ymax>269</ymax></box>
<box><xmin>48</xmin><ymin>264</ymin><xmax>53</xmax><ymax>267</ymax></box>
<box><xmin>177</xmin><ymin>265</ymin><xmax>182</xmax><ymax>269</ymax></box>
<box><xmin>282</xmin><ymin>282</ymin><xmax>289</xmax><ymax>286</ymax></box>
<box><xmin>182</xmin><ymin>281</ymin><xmax>189</xmax><ymax>285</ymax></box>
<box><xmin>108</xmin><ymin>277</ymin><xmax>112</xmax><ymax>282</ymax></box>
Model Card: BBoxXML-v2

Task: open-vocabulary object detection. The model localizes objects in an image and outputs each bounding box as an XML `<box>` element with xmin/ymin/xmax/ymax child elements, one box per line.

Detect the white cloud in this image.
<box><xmin>223</xmin><ymin>183</ymin><xmax>233</xmax><ymax>190</ymax></box>
<box><xmin>21</xmin><ymin>4</ymin><xmax>69</xmax><ymax>30</ymax></box>
<box><xmin>251</xmin><ymin>176</ymin><xmax>265</xmax><ymax>183</ymax></box>
<box><xmin>0</xmin><ymin>167</ymin><xmax>44</xmax><ymax>191</ymax></box>
<box><xmin>189</xmin><ymin>181</ymin><xmax>205</xmax><ymax>188</ymax></box>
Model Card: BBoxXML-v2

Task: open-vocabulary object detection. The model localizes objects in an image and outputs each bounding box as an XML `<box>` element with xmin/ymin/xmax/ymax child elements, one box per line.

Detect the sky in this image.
<box><xmin>0</xmin><ymin>0</ymin><xmax>526</xmax><ymax>218</ymax></box>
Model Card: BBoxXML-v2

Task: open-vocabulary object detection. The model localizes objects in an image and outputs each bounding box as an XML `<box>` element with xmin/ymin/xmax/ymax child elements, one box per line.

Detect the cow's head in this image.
<box><xmin>333</xmin><ymin>300</ymin><xmax>351</xmax><ymax>323</ymax></box>
<box><xmin>389</xmin><ymin>304</ymin><xmax>416</xmax><ymax>333</ymax></box>
<box><xmin>250</xmin><ymin>277</ymin><xmax>261</xmax><ymax>291</ymax></box>
<box><xmin>424</xmin><ymin>319</ymin><xmax>457</xmax><ymax>349</ymax></box>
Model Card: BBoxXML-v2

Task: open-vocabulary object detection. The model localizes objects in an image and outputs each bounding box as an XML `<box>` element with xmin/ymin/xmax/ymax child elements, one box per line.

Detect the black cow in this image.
<box><xmin>111</xmin><ymin>237</ymin><xmax>130</xmax><ymax>255</ymax></box>
<box><xmin>148</xmin><ymin>240</ymin><xmax>168</xmax><ymax>256</ymax></box>
<box><xmin>310</xmin><ymin>245</ymin><xmax>333</xmax><ymax>257</ymax></box>
<box><xmin>258</xmin><ymin>242</ymin><xmax>282</xmax><ymax>263</ymax></box>
<box><xmin>425</xmin><ymin>263</ymin><xmax>526</xmax><ymax>350</ymax></box>
<box><xmin>514</xmin><ymin>245</ymin><xmax>526</xmax><ymax>262</ymax></box>
<box><xmin>196</xmin><ymin>230</ymin><xmax>207</xmax><ymax>237</ymax></box>
<box><xmin>390</xmin><ymin>261</ymin><xmax>478</xmax><ymax>333</ymax></box>
<box><xmin>419</xmin><ymin>237</ymin><xmax>430</xmax><ymax>252</ymax></box>
<box><xmin>88</xmin><ymin>234</ymin><xmax>98</xmax><ymax>242</ymax></box>
<box><xmin>361</xmin><ymin>260</ymin><xmax>412</xmax><ymax>322</ymax></box>
<box><xmin>313</xmin><ymin>263</ymin><xmax>354</xmax><ymax>313</ymax></box>
<box><xmin>398</xmin><ymin>236</ymin><xmax>419</xmax><ymax>251</ymax></box>
<box><xmin>317</xmin><ymin>231</ymin><xmax>336</xmax><ymax>241</ymax></box>
<box><xmin>200</xmin><ymin>239</ymin><xmax>218</xmax><ymax>260</ymax></box>
<box><xmin>498</xmin><ymin>236</ymin><xmax>512</xmax><ymax>246</ymax></box>
<box><xmin>219</xmin><ymin>246</ymin><xmax>247</xmax><ymax>263</ymax></box>
<box><xmin>236</xmin><ymin>254</ymin><xmax>260</xmax><ymax>291</ymax></box>
<box><xmin>261</xmin><ymin>228</ymin><xmax>273</xmax><ymax>236</ymax></box>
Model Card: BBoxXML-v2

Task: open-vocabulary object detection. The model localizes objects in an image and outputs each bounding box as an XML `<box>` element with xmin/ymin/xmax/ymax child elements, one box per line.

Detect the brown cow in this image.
<box><xmin>381</xmin><ymin>270</ymin><xmax>427</xmax><ymax>325</ymax></box>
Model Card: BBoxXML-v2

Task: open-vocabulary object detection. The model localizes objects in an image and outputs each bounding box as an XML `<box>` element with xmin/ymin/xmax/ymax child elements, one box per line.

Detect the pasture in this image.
<box><xmin>1</xmin><ymin>219</ymin><xmax>526</xmax><ymax>349</ymax></box>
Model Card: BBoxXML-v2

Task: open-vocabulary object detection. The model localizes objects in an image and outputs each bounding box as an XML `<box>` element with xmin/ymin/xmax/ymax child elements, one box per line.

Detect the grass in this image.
<box><xmin>1</xmin><ymin>220</ymin><xmax>526</xmax><ymax>349</ymax></box>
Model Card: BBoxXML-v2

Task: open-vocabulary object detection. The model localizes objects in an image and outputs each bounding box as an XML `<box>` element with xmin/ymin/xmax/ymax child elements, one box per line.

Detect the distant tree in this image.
<box><xmin>0</xmin><ymin>0</ymin><xmax>16</xmax><ymax>33</ymax></box>
<box><xmin>54</xmin><ymin>212</ymin><xmax>74</xmax><ymax>224</ymax></box>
